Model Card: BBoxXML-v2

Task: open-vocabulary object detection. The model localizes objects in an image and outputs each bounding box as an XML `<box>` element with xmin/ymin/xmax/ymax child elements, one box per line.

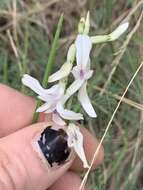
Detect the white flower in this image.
<box><xmin>63</xmin><ymin>34</ymin><xmax>97</xmax><ymax>118</ymax></box>
<box><xmin>67</xmin><ymin>123</ymin><xmax>89</xmax><ymax>168</ymax></box>
<box><xmin>22</xmin><ymin>74</ymin><xmax>83</xmax><ymax>124</ymax></box>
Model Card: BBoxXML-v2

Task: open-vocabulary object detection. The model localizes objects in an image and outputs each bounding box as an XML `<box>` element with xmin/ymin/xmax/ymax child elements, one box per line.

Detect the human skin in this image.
<box><xmin>0</xmin><ymin>84</ymin><xmax>104</xmax><ymax>190</ymax></box>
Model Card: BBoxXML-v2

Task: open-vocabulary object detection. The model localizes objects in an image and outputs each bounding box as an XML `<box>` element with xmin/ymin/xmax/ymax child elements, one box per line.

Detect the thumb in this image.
<box><xmin>0</xmin><ymin>122</ymin><xmax>74</xmax><ymax>190</ymax></box>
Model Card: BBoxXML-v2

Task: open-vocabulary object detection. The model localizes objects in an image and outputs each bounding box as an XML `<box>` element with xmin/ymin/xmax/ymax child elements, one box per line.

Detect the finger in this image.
<box><xmin>49</xmin><ymin>171</ymin><xmax>88</xmax><ymax>190</ymax></box>
<box><xmin>0</xmin><ymin>84</ymin><xmax>36</xmax><ymax>137</ymax></box>
<box><xmin>0</xmin><ymin>84</ymin><xmax>104</xmax><ymax>171</ymax></box>
<box><xmin>0</xmin><ymin>122</ymin><xmax>74</xmax><ymax>190</ymax></box>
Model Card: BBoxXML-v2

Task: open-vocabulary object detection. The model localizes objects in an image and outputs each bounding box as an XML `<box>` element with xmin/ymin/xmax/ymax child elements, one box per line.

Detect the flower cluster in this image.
<box><xmin>22</xmin><ymin>12</ymin><xmax>129</xmax><ymax>168</ymax></box>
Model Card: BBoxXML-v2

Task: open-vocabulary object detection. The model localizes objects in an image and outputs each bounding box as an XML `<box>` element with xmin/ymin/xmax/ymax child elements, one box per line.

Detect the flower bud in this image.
<box><xmin>109</xmin><ymin>22</ymin><xmax>129</xmax><ymax>41</ymax></box>
<box><xmin>48</xmin><ymin>61</ymin><xmax>73</xmax><ymax>83</ymax></box>
<box><xmin>84</xmin><ymin>11</ymin><xmax>90</xmax><ymax>35</ymax></box>
<box><xmin>67</xmin><ymin>44</ymin><xmax>76</xmax><ymax>63</ymax></box>
<box><xmin>91</xmin><ymin>22</ymin><xmax>129</xmax><ymax>44</ymax></box>
<box><xmin>78</xmin><ymin>17</ymin><xmax>85</xmax><ymax>34</ymax></box>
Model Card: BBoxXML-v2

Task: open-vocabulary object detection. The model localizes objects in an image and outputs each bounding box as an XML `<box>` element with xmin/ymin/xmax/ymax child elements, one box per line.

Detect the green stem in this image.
<box><xmin>32</xmin><ymin>14</ymin><xmax>64</xmax><ymax>123</ymax></box>
<box><xmin>21</xmin><ymin>22</ymin><xmax>29</xmax><ymax>92</ymax></box>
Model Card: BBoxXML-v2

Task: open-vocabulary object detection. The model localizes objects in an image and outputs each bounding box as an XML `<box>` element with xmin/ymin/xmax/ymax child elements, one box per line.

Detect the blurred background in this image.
<box><xmin>0</xmin><ymin>0</ymin><xmax>143</xmax><ymax>189</ymax></box>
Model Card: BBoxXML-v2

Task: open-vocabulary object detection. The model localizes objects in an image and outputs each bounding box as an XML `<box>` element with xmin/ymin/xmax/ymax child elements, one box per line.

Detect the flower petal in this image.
<box><xmin>44</xmin><ymin>105</ymin><xmax>56</xmax><ymax>113</ymax></box>
<box><xmin>36</xmin><ymin>102</ymin><xmax>52</xmax><ymax>113</ymax></box>
<box><xmin>84</xmin><ymin>69</ymin><xmax>93</xmax><ymax>80</ymax></box>
<box><xmin>37</xmin><ymin>95</ymin><xmax>52</xmax><ymax>102</ymax></box>
<box><xmin>67</xmin><ymin>123</ymin><xmax>89</xmax><ymax>168</ymax></box>
<box><xmin>38</xmin><ymin>84</ymin><xmax>64</xmax><ymax>102</ymax></box>
<box><xmin>48</xmin><ymin>62</ymin><xmax>72</xmax><ymax>83</ymax></box>
<box><xmin>78</xmin><ymin>82</ymin><xmax>97</xmax><ymax>117</ymax></box>
<box><xmin>22</xmin><ymin>75</ymin><xmax>63</xmax><ymax>101</ymax></box>
<box><xmin>71</xmin><ymin>66</ymin><xmax>80</xmax><ymax>79</ymax></box>
<box><xmin>75</xmin><ymin>34</ymin><xmax>92</xmax><ymax>69</ymax></box>
<box><xmin>63</xmin><ymin>79</ymin><xmax>84</xmax><ymax>103</ymax></box>
<box><xmin>57</xmin><ymin>102</ymin><xmax>83</xmax><ymax>121</ymax></box>
<box><xmin>72</xmin><ymin>60</ymin><xmax>93</xmax><ymax>80</ymax></box>
<box><xmin>52</xmin><ymin>112</ymin><xmax>66</xmax><ymax>126</ymax></box>
<box><xmin>22</xmin><ymin>74</ymin><xmax>45</xmax><ymax>96</ymax></box>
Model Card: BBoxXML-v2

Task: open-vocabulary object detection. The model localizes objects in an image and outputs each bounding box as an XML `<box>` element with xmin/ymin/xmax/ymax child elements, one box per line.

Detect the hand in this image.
<box><xmin>0</xmin><ymin>84</ymin><xmax>104</xmax><ymax>190</ymax></box>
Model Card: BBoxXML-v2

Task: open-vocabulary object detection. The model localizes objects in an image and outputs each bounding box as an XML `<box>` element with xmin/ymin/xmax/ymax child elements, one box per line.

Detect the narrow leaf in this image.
<box><xmin>32</xmin><ymin>14</ymin><xmax>64</xmax><ymax>123</ymax></box>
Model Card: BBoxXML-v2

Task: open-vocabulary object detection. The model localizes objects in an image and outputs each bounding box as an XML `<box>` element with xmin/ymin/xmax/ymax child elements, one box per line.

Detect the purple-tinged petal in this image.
<box><xmin>84</xmin><ymin>69</ymin><xmax>93</xmax><ymax>80</ymax></box>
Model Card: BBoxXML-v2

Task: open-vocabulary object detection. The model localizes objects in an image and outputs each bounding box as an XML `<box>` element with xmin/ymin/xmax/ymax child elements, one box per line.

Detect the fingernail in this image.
<box><xmin>35</xmin><ymin>126</ymin><xmax>71</xmax><ymax>167</ymax></box>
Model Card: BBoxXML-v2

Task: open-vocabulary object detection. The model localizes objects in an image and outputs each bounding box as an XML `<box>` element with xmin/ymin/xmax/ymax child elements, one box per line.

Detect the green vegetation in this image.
<box><xmin>0</xmin><ymin>0</ymin><xmax>143</xmax><ymax>189</ymax></box>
